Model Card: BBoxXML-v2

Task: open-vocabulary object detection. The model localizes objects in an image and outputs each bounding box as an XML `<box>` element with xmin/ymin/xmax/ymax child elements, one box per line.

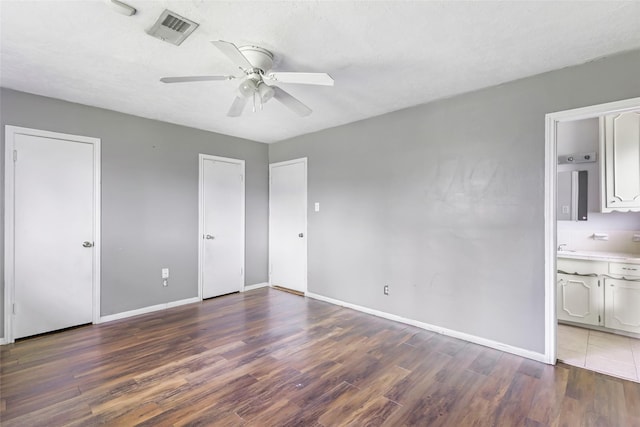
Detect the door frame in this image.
<box><xmin>4</xmin><ymin>125</ymin><xmax>101</xmax><ymax>344</ymax></box>
<box><xmin>543</xmin><ymin>97</ymin><xmax>640</xmax><ymax>364</ymax></box>
<box><xmin>268</xmin><ymin>157</ymin><xmax>308</xmax><ymax>293</ymax></box>
<box><xmin>197</xmin><ymin>154</ymin><xmax>245</xmax><ymax>300</ymax></box>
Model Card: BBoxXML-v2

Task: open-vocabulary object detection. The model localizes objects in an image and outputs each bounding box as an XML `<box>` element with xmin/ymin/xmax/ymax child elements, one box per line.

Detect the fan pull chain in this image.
<box><xmin>252</xmin><ymin>92</ymin><xmax>256</xmax><ymax>113</ymax></box>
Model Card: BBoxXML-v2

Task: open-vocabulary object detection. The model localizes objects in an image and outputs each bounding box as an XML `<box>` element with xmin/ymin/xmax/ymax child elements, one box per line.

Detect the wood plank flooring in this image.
<box><xmin>1</xmin><ymin>287</ymin><xmax>639</xmax><ymax>426</ymax></box>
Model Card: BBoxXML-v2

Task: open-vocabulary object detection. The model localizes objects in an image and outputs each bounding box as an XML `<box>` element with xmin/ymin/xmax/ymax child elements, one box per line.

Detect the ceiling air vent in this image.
<box><xmin>146</xmin><ymin>10</ymin><xmax>198</xmax><ymax>46</ymax></box>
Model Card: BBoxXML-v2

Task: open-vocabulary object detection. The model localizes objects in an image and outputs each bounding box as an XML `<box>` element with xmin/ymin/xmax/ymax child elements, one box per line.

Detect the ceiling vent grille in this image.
<box><xmin>146</xmin><ymin>10</ymin><xmax>198</xmax><ymax>46</ymax></box>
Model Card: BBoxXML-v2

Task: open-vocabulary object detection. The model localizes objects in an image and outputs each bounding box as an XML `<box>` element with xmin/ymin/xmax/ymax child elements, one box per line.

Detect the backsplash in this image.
<box><xmin>557</xmin><ymin>229</ymin><xmax>640</xmax><ymax>254</ymax></box>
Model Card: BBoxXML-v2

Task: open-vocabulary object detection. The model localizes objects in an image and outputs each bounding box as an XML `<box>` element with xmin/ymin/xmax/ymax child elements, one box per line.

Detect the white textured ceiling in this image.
<box><xmin>2</xmin><ymin>1</ymin><xmax>640</xmax><ymax>143</ymax></box>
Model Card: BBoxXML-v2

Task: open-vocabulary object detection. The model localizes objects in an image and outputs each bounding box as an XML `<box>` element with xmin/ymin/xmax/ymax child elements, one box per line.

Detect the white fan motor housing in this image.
<box><xmin>238</xmin><ymin>46</ymin><xmax>274</xmax><ymax>73</ymax></box>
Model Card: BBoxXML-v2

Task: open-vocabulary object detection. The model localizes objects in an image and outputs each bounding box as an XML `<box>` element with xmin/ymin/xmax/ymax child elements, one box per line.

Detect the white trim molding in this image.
<box><xmin>3</xmin><ymin>126</ymin><xmax>101</xmax><ymax>344</ymax></box>
<box><xmin>242</xmin><ymin>282</ymin><xmax>269</xmax><ymax>292</ymax></box>
<box><xmin>306</xmin><ymin>292</ymin><xmax>547</xmax><ymax>363</ymax></box>
<box><xmin>99</xmin><ymin>297</ymin><xmax>200</xmax><ymax>323</ymax></box>
<box><xmin>543</xmin><ymin>97</ymin><xmax>640</xmax><ymax>365</ymax></box>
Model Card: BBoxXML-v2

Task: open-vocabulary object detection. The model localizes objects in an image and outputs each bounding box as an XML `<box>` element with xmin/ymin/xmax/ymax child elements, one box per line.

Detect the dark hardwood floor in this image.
<box><xmin>1</xmin><ymin>287</ymin><xmax>639</xmax><ymax>426</ymax></box>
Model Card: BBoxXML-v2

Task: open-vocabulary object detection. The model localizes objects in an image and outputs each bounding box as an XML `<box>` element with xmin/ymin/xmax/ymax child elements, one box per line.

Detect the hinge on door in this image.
<box><xmin>13</xmin><ymin>150</ymin><xmax>18</xmax><ymax>162</ymax></box>
<box><xmin>598</xmin><ymin>280</ymin><xmax>600</xmax><ymax>287</ymax></box>
<box><xmin>240</xmin><ymin>174</ymin><xmax>244</xmax><ymax>183</ymax></box>
<box><xmin>13</xmin><ymin>303</ymin><xmax>16</xmax><ymax>315</ymax></box>
<box><xmin>598</xmin><ymin>314</ymin><xmax>601</xmax><ymax>323</ymax></box>
<box><xmin>240</xmin><ymin>267</ymin><xmax>243</xmax><ymax>276</ymax></box>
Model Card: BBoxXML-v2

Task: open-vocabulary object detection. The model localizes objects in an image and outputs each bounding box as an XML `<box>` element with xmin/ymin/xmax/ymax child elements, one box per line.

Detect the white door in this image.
<box><xmin>269</xmin><ymin>158</ymin><xmax>307</xmax><ymax>293</ymax></box>
<box><xmin>199</xmin><ymin>155</ymin><xmax>244</xmax><ymax>299</ymax></box>
<box><xmin>7</xmin><ymin>127</ymin><xmax>99</xmax><ymax>340</ymax></box>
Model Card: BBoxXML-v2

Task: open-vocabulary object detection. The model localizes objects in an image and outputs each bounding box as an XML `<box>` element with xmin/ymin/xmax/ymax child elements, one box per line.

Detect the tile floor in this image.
<box><xmin>557</xmin><ymin>323</ymin><xmax>640</xmax><ymax>382</ymax></box>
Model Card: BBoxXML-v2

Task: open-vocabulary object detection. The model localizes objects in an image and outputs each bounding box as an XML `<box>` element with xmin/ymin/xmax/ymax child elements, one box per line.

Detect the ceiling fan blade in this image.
<box><xmin>272</xmin><ymin>86</ymin><xmax>312</xmax><ymax>117</ymax></box>
<box><xmin>212</xmin><ymin>40</ymin><xmax>253</xmax><ymax>71</ymax></box>
<box><xmin>160</xmin><ymin>76</ymin><xmax>233</xmax><ymax>83</ymax></box>
<box><xmin>227</xmin><ymin>96</ymin><xmax>248</xmax><ymax>117</ymax></box>
<box><xmin>267</xmin><ymin>72</ymin><xmax>334</xmax><ymax>86</ymax></box>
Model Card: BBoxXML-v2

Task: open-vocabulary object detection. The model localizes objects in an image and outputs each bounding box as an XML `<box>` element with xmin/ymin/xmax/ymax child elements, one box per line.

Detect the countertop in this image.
<box><xmin>557</xmin><ymin>250</ymin><xmax>640</xmax><ymax>264</ymax></box>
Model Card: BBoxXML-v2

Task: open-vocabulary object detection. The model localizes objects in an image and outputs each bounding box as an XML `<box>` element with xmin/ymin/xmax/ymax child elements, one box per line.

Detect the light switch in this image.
<box><xmin>314</xmin><ymin>202</ymin><xmax>320</xmax><ymax>212</ymax></box>
<box><xmin>561</xmin><ymin>205</ymin><xmax>569</xmax><ymax>214</ymax></box>
<box><xmin>162</xmin><ymin>268</ymin><xmax>169</xmax><ymax>278</ymax></box>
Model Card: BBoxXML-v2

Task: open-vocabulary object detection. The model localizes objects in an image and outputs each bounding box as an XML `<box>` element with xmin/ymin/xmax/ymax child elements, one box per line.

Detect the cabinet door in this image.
<box><xmin>604</xmin><ymin>278</ymin><xmax>640</xmax><ymax>333</ymax></box>
<box><xmin>557</xmin><ymin>274</ymin><xmax>602</xmax><ymax>326</ymax></box>
<box><xmin>601</xmin><ymin>111</ymin><xmax>640</xmax><ymax>212</ymax></box>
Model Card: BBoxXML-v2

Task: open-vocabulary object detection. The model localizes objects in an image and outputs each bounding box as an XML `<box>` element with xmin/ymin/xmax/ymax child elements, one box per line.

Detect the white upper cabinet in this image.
<box><xmin>600</xmin><ymin>111</ymin><xmax>640</xmax><ymax>212</ymax></box>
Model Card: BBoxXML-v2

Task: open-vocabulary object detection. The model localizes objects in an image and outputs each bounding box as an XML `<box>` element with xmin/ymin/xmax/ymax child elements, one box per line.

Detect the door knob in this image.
<box><xmin>82</xmin><ymin>241</ymin><xmax>94</xmax><ymax>248</ymax></box>
<box><xmin>205</xmin><ymin>234</ymin><xmax>215</xmax><ymax>240</ymax></box>
<box><xmin>298</xmin><ymin>233</ymin><xmax>304</xmax><ymax>238</ymax></box>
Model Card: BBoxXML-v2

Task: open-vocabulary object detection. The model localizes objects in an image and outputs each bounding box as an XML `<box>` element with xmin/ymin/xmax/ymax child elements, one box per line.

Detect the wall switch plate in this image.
<box><xmin>633</xmin><ymin>234</ymin><xmax>640</xmax><ymax>242</ymax></box>
<box><xmin>162</xmin><ymin>268</ymin><xmax>169</xmax><ymax>278</ymax></box>
<box><xmin>314</xmin><ymin>202</ymin><xmax>320</xmax><ymax>212</ymax></box>
<box><xmin>383</xmin><ymin>285</ymin><xmax>389</xmax><ymax>295</ymax></box>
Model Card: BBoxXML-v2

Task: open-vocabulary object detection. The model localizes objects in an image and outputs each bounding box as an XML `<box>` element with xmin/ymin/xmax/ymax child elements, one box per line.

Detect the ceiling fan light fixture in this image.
<box><xmin>258</xmin><ymin>83</ymin><xmax>275</xmax><ymax>103</ymax></box>
<box><xmin>238</xmin><ymin>78</ymin><xmax>258</xmax><ymax>97</ymax></box>
<box><xmin>162</xmin><ymin>40</ymin><xmax>330</xmax><ymax>117</ymax></box>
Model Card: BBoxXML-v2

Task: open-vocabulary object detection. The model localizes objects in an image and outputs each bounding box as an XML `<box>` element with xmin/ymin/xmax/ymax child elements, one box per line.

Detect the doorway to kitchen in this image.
<box><xmin>544</xmin><ymin>97</ymin><xmax>640</xmax><ymax>382</ymax></box>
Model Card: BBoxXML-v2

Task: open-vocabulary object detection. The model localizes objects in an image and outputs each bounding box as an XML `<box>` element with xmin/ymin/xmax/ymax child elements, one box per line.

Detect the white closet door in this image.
<box><xmin>13</xmin><ymin>132</ymin><xmax>95</xmax><ymax>339</ymax></box>
<box><xmin>269</xmin><ymin>158</ymin><xmax>307</xmax><ymax>293</ymax></box>
<box><xmin>200</xmin><ymin>156</ymin><xmax>244</xmax><ymax>298</ymax></box>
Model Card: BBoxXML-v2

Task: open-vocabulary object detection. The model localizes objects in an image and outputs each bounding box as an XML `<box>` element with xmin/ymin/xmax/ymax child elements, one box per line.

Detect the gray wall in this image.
<box><xmin>1</xmin><ymin>88</ymin><xmax>269</xmax><ymax>337</ymax></box>
<box><xmin>269</xmin><ymin>50</ymin><xmax>640</xmax><ymax>354</ymax></box>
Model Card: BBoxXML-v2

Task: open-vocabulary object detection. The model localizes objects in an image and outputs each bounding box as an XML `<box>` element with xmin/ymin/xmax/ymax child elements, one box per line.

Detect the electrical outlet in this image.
<box><xmin>162</xmin><ymin>278</ymin><xmax>168</xmax><ymax>287</ymax></box>
<box><xmin>384</xmin><ymin>285</ymin><xmax>389</xmax><ymax>295</ymax></box>
<box><xmin>633</xmin><ymin>234</ymin><xmax>640</xmax><ymax>242</ymax></box>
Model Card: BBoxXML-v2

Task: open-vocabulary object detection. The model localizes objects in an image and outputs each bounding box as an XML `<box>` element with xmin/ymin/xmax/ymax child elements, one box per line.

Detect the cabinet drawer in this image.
<box><xmin>609</xmin><ymin>263</ymin><xmax>640</xmax><ymax>278</ymax></box>
<box><xmin>557</xmin><ymin>259</ymin><xmax>608</xmax><ymax>276</ymax></box>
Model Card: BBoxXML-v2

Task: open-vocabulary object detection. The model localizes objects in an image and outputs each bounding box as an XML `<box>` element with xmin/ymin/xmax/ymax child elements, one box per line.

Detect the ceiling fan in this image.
<box><xmin>160</xmin><ymin>40</ymin><xmax>334</xmax><ymax>117</ymax></box>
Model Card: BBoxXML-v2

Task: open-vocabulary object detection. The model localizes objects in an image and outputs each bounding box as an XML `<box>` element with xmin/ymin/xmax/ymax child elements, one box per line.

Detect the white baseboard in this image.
<box><xmin>0</xmin><ymin>337</ymin><xmax>7</xmax><ymax>345</ymax></box>
<box><xmin>243</xmin><ymin>282</ymin><xmax>269</xmax><ymax>292</ymax></box>
<box><xmin>305</xmin><ymin>291</ymin><xmax>547</xmax><ymax>364</ymax></box>
<box><xmin>99</xmin><ymin>296</ymin><xmax>200</xmax><ymax>323</ymax></box>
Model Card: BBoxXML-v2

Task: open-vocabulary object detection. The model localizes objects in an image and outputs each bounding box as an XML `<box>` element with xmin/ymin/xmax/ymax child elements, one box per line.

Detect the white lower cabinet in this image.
<box><xmin>557</xmin><ymin>273</ymin><xmax>603</xmax><ymax>326</ymax></box>
<box><xmin>557</xmin><ymin>258</ymin><xmax>640</xmax><ymax>333</ymax></box>
<box><xmin>604</xmin><ymin>278</ymin><xmax>640</xmax><ymax>334</ymax></box>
